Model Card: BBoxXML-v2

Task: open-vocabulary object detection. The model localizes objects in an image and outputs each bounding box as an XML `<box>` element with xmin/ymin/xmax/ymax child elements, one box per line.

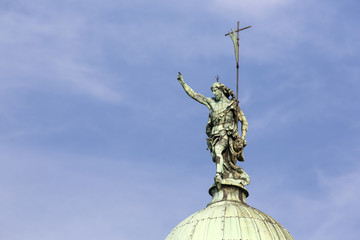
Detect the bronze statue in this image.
<box><xmin>177</xmin><ymin>73</ymin><xmax>249</xmax><ymax>186</ymax></box>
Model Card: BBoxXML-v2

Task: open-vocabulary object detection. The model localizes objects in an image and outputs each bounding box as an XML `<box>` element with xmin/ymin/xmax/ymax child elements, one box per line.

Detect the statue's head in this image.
<box><xmin>211</xmin><ymin>82</ymin><xmax>224</xmax><ymax>101</ymax></box>
<box><xmin>211</xmin><ymin>82</ymin><xmax>235</xmax><ymax>100</ymax></box>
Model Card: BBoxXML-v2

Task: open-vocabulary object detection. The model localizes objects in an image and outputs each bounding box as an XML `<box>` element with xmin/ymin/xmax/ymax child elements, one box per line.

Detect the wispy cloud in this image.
<box><xmin>0</xmin><ymin>145</ymin><xmax>210</xmax><ymax>240</ymax></box>
<box><xmin>292</xmin><ymin>166</ymin><xmax>360</xmax><ymax>239</ymax></box>
<box><xmin>0</xmin><ymin>7</ymin><xmax>121</xmax><ymax>103</ymax></box>
<box><xmin>206</xmin><ymin>0</ymin><xmax>359</xmax><ymax>65</ymax></box>
<box><xmin>248</xmin><ymin>161</ymin><xmax>360</xmax><ymax>240</ymax></box>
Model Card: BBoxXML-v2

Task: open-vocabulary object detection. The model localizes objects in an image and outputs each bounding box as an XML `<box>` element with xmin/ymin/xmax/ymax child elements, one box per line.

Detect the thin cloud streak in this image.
<box><xmin>292</xmin><ymin>167</ymin><xmax>360</xmax><ymax>239</ymax></box>
<box><xmin>0</xmin><ymin>7</ymin><xmax>121</xmax><ymax>103</ymax></box>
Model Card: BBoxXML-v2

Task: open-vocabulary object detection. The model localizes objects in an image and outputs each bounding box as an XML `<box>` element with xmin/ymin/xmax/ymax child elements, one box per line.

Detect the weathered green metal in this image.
<box><xmin>165</xmin><ymin>182</ymin><xmax>295</xmax><ymax>240</ymax></box>
<box><xmin>166</xmin><ymin>198</ymin><xmax>294</xmax><ymax>240</ymax></box>
<box><xmin>177</xmin><ymin>72</ymin><xmax>249</xmax><ymax>186</ymax></box>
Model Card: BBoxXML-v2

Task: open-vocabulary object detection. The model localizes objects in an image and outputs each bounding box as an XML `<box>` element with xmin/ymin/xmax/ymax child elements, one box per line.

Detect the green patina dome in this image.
<box><xmin>165</xmin><ymin>201</ymin><xmax>293</xmax><ymax>240</ymax></box>
<box><xmin>165</xmin><ymin>182</ymin><xmax>294</xmax><ymax>240</ymax></box>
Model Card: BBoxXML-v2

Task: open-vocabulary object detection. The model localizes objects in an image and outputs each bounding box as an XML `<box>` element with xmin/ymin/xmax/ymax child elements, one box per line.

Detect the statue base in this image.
<box><xmin>207</xmin><ymin>178</ymin><xmax>249</xmax><ymax>206</ymax></box>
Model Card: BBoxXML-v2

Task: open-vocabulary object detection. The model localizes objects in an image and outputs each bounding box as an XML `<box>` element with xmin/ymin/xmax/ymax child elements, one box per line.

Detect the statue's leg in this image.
<box><xmin>214</xmin><ymin>134</ymin><xmax>228</xmax><ymax>179</ymax></box>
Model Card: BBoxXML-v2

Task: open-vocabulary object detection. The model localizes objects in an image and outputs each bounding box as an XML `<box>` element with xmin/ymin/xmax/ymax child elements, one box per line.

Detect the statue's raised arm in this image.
<box><xmin>177</xmin><ymin>72</ymin><xmax>211</xmax><ymax>110</ymax></box>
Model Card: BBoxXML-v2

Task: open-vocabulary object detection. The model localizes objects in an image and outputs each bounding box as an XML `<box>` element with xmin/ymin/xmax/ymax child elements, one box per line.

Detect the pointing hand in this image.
<box><xmin>177</xmin><ymin>72</ymin><xmax>183</xmax><ymax>82</ymax></box>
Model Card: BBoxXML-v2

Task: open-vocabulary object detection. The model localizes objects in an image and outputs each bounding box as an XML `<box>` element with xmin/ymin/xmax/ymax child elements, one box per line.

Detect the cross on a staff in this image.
<box><xmin>225</xmin><ymin>25</ymin><xmax>251</xmax><ymax>37</ymax></box>
<box><xmin>225</xmin><ymin>21</ymin><xmax>251</xmax><ymax>130</ymax></box>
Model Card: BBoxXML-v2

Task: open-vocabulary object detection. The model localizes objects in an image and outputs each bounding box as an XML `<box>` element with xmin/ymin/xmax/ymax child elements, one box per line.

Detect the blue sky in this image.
<box><xmin>0</xmin><ymin>0</ymin><xmax>359</xmax><ymax>239</ymax></box>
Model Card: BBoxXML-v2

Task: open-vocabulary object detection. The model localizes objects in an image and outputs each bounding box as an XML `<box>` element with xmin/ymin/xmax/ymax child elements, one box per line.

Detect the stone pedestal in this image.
<box><xmin>208</xmin><ymin>178</ymin><xmax>249</xmax><ymax>206</ymax></box>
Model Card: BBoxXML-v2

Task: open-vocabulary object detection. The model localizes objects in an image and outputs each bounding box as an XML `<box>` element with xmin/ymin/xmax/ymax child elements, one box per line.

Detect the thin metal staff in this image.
<box><xmin>225</xmin><ymin>21</ymin><xmax>251</xmax><ymax>131</ymax></box>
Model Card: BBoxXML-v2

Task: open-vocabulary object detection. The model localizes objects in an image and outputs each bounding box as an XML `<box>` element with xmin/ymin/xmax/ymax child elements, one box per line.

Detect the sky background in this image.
<box><xmin>0</xmin><ymin>0</ymin><xmax>359</xmax><ymax>239</ymax></box>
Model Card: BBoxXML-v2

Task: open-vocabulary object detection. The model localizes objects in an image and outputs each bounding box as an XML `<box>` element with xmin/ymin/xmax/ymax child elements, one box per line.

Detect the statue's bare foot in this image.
<box><xmin>214</xmin><ymin>173</ymin><xmax>222</xmax><ymax>182</ymax></box>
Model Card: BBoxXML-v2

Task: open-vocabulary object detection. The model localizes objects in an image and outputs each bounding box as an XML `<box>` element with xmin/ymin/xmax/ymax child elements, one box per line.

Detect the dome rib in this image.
<box><xmin>275</xmin><ymin>222</ymin><xmax>287</xmax><ymax>240</ymax></box>
<box><xmin>251</xmin><ymin>207</ymin><xmax>276</xmax><ymax>240</ymax></box>
<box><xmin>202</xmin><ymin>214</ymin><xmax>210</xmax><ymax>240</ymax></box>
<box><xmin>232</xmin><ymin>202</ymin><xmax>243</xmax><ymax>239</ymax></box>
<box><xmin>189</xmin><ymin>220</ymin><xmax>199</xmax><ymax>240</ymax></box>
<box><xmin>221</xmin><ymin>203</ymin><xmax>227</xmax><ymax>240</ymax></box>
<box><xmin>241</xmin><ymin>205</ymin><xmax>262</xmax><ymax>240</ymax></box>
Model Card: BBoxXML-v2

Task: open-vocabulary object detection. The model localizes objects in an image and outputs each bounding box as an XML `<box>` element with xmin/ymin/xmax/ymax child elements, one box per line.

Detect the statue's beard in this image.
<box><xmin>214</xmin><ymin>94</ymin><xmax>222</xmax><ymax>101</ymax></box>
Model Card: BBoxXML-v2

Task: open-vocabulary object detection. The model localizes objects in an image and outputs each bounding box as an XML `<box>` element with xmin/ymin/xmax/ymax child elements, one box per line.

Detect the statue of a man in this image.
<box><xmin>177</xmin><ymin>73</ymin><xmax>250</xmax><ymax>185</ymax></box>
